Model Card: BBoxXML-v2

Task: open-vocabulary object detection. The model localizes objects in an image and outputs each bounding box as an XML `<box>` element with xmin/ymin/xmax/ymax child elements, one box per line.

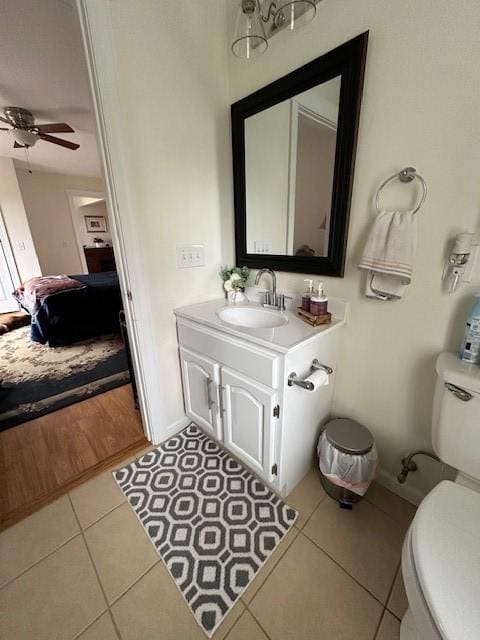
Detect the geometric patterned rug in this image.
<box><xmin>114</xmin><ymin>424</ymin><xmax>297</xmax><ymax>637</ymax></box>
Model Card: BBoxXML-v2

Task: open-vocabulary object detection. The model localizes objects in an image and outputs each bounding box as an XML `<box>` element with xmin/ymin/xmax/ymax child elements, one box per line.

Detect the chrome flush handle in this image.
<box><xmin>445</xmin><ymin>382</ymin><xmax>473</xmax><ymax>402</ymax></box>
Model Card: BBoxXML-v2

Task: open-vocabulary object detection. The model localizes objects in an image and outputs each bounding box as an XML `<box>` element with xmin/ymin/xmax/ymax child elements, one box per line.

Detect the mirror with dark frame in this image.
<box><xmin>231</xmin><ymin>32</ymin><xmax>368</xmax><ymax>277</ymax></box>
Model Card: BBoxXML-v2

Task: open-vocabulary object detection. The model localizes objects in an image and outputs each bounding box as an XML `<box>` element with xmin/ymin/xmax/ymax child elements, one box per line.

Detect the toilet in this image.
<box><xmin>401</xmin><ymin>352</ymin><xmax>480</xmax><ymax>640</ymax></box>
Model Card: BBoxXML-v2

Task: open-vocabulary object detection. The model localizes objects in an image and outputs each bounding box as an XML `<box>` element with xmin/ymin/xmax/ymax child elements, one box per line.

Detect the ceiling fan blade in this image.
<box><xmin>0</xmin><ymin>115</ymin><xmax>11</xmax><ymax>125</ymax></box>
<box><xmin>0</xmin><ymin>127</ymin><xmax>9</xmax><ymax>130</ymax></box>
<box><xmin>36</xmin><ymin>123</ymin><xmax>74</xmax><ymax>133</ymax></box>
<box><xmin>39</xmin><ymin>133</ymin><xmax>80</xmax><ymax>150</ymax></box>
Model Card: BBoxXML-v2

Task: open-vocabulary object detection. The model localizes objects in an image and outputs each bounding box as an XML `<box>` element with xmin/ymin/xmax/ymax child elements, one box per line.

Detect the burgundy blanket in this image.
<box><xmin>14</xmin><ymin>275</ymin><xmax>86</xmax><ymax>316</ymax></box>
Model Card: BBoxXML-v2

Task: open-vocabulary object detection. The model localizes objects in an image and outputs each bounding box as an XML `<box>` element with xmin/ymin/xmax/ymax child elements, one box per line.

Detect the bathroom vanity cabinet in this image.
<box><xmin>174</xmin><ymin>297</ymin><xmax>346</xmax><ymax>496</ymax></box>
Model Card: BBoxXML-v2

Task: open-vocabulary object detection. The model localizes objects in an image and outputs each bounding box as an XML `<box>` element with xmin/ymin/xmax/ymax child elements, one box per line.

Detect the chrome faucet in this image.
<box><xmin>255</xmin><ymin>268</ymin><xmax>277</xmax><ymax>307</ymax></box>
<box><xmin>254</xmin><ymin>268</ymin><xmax>291</xmax><ymax>311</ymax></box>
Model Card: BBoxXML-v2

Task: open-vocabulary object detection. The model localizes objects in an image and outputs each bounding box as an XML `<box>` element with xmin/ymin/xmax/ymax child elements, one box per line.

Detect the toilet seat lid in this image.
<box><xmin>411</xmin><ymin>480</ymin><xmax>480</xmax><ymax>640</ymax></box>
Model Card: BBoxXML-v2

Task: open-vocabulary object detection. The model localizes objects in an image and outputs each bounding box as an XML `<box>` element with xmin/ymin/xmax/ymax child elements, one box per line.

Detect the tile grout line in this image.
<box><xmin>240</xmin><ymin>526</ymin><xmax>300</xmax><ymax>607</ymax></box>
<box><xmin>385</xmin><ymin>560</ymin><xmax>401</xmax><ymax>606</ymax></box>
<box><xmin>297</xmin><ymin>491</ymin><xmax>327</xmax><ymax>532</ymax></box>
<box><xmin>222</xmin><ymin>608</ymin><xmax>247</xmax><ymax>640</ymax></box>
<box><xmin>364</xmin><ymin>499</ymin><xmax>413</xmax><ymax>527</ymax></box>
<box><xmin>245</xmin><ymin>606</ymin><xmax>275</xmax><ymax>640</ymax></box>
<box><xmin>299</xmin><ymin>528</ymin><xmax>392</xmax><ymax>609</ymax></box>
<box><xmin>71</xmin><ymin>494</ymin><xmax>165</xmax><ymax>636</ymax></box>
<box><xmin>67</xmin><ymin>493</ymin><xmax>123</xmax><ymax>640</ymax></box>
<box><xmin>373</xmin><ymin>558</ymin><xmax>402</xmax><ymax>638</ymax></box>
<box><xmin>388</xmin><ymin>609</ymin><xmax>402</xmax><ymax>622</ymax></box>
<box><xmin>372</xmin><ymin>607</ymin><xmax>387</xmax><ymax>640</ymax></box>
<box><xmin>0</xmin><ymin>530</ymin><xmax>82</xmax><ymax>592</ymax></box>
<box><xmin>108</xmin><ymin>558</ymin><xmax>161</xmax><ymax>609</ymax></box>
<box><xmin>364</xmin><ymin>485</ymin><xmax>417</xmax><ymax>522</ymax></box>
<box><xmin>81</xmin><ymin>498</ymin><xmax>126</xmax><ymax>532</ymax></box>
<box><xmin>70</xmin><ymin>610</ymin><xmax>111</xmax><ymax>640</ymax></box>
<box><xmin>384</xmin><ymin>561</ymin><xmax>403</xmax><ymax>621</ymax></box>
<box><xmin>363</xmin><ymin>496</ymin><xmax>415</xmax><ymax>530</ymax></box>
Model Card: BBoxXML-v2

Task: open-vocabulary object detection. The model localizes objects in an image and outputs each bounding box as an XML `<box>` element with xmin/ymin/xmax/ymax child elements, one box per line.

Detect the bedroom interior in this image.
<box><xmin>0</xmin><ymin>0</ymin><xmax>147</xmax><ymax>528</ymax></box>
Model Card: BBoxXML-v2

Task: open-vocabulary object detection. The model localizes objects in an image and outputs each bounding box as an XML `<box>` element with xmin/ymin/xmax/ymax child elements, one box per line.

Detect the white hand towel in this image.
<box><xmin>358</xmin><ymin>210</ymin><xmax>417</xmax><ymax>300</ymax></box>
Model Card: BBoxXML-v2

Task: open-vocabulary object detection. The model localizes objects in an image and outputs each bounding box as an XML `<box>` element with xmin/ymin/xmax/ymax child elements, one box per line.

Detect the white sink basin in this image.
<box><xmin>218</xmin><ymin>306</ymin><xmax>288</xmax><ymax>329</ymax></box>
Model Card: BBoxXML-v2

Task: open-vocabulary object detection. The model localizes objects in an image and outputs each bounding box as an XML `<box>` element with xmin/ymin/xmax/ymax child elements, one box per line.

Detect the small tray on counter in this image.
<box><xmin>297</xmin><ymin>307</ymin><xmax>332</xmax><ymax>327</ymax></box>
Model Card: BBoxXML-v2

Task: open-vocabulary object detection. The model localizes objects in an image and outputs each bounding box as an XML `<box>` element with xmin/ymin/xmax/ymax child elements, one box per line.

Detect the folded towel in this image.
<box><xmin>358</xmin><ymin>210</ymin><xmax>417</xmax><ymax>300</ymax></box>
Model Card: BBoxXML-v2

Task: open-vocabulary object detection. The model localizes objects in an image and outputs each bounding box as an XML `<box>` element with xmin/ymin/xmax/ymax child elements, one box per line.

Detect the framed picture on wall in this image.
<box><xmin>85</xmin><ymin>215</ymin><xmax>107</xmax><ymax>233</ymax></box>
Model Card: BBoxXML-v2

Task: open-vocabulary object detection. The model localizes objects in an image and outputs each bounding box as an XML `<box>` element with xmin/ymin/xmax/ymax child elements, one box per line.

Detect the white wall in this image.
<box><xmin>0</xmin><ymin>157</ymin><xmax>41</xmax><ymax>282</ymax></box>
<box><xmin>16</xmin><ymin>169</ymin><xmax>104</xmax><ymax>275</ymax></box>
<box><xmin>96</xmin><ymin>0</ymin><xmax>233</xmax><ymax>436</ymax></box>
<box><xmin>227</xmin><ymin>0</ymin><xmax>480</xmax><ymax>497</ymax></box>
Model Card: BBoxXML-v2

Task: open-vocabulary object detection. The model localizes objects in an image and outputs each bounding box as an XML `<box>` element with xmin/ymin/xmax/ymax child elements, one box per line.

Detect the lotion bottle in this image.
<box><xmin>460</xmin><ymin>293</ymin><xmax>480</xmax><ymax>363</ymax></box>
<box><xmin>302</xmin><ymin>279</ymin><xmax>314</xmax><ymax>311</ymax></box>
<box><xmin>310</xmin><ymin>282</ymin><xmax>328</xmax><ymax>315</ymax></box>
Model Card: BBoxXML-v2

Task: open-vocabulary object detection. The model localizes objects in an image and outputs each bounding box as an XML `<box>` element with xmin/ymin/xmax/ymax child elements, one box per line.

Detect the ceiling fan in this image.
<box><xmin>0</xmin><ymin>106</ymin><xmax>80</xmax><ymax>150</ymax></box>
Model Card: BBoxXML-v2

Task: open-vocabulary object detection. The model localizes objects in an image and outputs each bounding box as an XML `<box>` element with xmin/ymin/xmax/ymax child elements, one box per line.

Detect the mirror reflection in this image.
<box><xmin>245</xmin><ymin>76</ymin><xmax>341</xmax><ymax>257</ymax></box>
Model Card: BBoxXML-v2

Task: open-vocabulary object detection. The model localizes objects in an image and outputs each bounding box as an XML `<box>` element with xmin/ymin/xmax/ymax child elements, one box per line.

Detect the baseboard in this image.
<box><xmin>164</xmin><ymin>415</ymin><xmax>190</xmax><ymax>439</ymax></box>
<box><xmin>376</xmin><ymin>467</ymin><xmax>426</xmax><ymax>506</ymax></box>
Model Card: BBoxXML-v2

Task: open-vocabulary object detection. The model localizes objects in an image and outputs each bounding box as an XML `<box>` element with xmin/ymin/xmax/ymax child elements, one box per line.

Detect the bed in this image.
<box><xmin>15</xmin><ymin>271</ymin><xmax>123</xmax><ymax>347</ymax></box>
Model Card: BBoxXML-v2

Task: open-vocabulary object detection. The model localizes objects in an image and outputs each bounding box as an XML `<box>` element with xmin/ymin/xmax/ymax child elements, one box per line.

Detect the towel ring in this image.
<box><xmin>375</xmin><ymin>167</ymin><xmax>427</xmax><ymax>215</ymax></box>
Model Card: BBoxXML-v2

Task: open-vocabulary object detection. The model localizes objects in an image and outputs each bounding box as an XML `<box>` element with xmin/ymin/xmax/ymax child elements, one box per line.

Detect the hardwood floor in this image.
<box><xmin>0</xmin><ymin>384</ymin><xmax>148</xmax><ymax>530</ymax></box>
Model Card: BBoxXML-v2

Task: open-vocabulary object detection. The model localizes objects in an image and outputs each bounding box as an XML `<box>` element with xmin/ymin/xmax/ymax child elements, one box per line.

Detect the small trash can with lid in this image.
<box><xmin>317</xmin><ymin>418</ymin><xmax>378</xmax><ymax>509</ymax></box>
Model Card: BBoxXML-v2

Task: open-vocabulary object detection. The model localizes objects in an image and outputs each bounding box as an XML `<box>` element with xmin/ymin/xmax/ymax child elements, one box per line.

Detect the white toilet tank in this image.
<box><xmin>432</xmin><ymin>352</ymin><xmax>480</xmax><ymax>480</ymax></box>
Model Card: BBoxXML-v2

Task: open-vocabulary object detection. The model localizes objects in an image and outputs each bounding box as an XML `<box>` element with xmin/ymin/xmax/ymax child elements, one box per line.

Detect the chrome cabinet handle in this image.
<box><xmin>206</xmin><ymin>377</ymin><xmax>215</xmax><ymax>409</ymax></box>
<box><xmin>445</xmin><ymin>382</ymin><xmax>473</xmax><ymax>402</ymax></box>
<box><xmin>219</xmin><ymin>386</ymin><xmax>226</xmax><ymax>414</ymax></box>
<box><xmin>277</xmin><ymin>294</ymin><xmax>293</xmax><ymax>312</ymax></box>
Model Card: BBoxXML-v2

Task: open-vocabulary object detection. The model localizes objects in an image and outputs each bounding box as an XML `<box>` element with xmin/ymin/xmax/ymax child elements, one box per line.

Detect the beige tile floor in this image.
<box><xmin>0</xmin><ymin>453</ymin><xmax>415</xmax><ymax>640</ymax></box>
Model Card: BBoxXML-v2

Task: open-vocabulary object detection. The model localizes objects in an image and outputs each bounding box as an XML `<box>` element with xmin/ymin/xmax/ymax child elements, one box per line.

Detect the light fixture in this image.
<box><xmin>275</xmin><ymin>1</ymin><xmax>317</xmax><ymax>31</ymax></box>
<box><xmin>231</xmin><ymin>0</ymin><xmax>319</xmax><ymax>59</ymax></box>
<box><xmin>10</xmin><ymin>128</ymin><xmax>38</xmax><ymax>147</ymax></box>
<box><xmin>232</xmin><ymin>0</ymin><xmax>268</xmax><ymax>59</ymax></box>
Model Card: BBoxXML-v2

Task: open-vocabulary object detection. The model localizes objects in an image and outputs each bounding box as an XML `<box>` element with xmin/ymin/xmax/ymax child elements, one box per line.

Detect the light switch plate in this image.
<box><xmin>176</xmin><ymin>244</ymin><xmax>205</xmax><ymax>268</ymax></box>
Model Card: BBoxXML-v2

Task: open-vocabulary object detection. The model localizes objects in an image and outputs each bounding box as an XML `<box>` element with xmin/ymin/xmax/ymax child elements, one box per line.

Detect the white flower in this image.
<box><xmin>223</xmin><ymin>279</ymin><xmax>233</xmax><ymax>292</ymax></box>
<box><xmin>230</xmin><ymin>273</ymin><xmax>242</xmax><ymax>283</ymax></box>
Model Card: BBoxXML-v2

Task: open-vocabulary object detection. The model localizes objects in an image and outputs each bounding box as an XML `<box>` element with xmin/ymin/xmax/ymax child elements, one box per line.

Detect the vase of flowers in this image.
<box><xmin>219</xmin><ymin>266</ymin><xmax>249</xmax><ymax>304</ymax></box>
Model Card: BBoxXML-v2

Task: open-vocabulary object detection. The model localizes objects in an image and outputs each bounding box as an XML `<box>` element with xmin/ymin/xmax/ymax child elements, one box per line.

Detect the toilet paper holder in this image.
<box><xmin>288</xmin><ymin>359</ymin><xmax>333</xmax><ymax>391</ymax></box>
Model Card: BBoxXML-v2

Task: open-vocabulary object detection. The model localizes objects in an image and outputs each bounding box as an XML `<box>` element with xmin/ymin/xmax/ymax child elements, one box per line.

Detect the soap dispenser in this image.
<box><xmin>310</xmin><ymin>282</ymin><xmax>328</xmax><ymax>315</ymax></box>
<box><xmin>302</xmin><ymin>279</ymin><xmax>314</xmax><ymax>311</ymax></box>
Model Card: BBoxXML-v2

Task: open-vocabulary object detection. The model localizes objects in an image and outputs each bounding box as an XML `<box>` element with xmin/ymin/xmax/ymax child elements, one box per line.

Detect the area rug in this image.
<box><xmin>0</xmin><ymin>326</ymin><xmax>129</xmax><ymax>431</ymax></box>
<box><xmin>114</xmin><ymin>424</ymin><xmax>297</xmax><ymax>637</ymax></box>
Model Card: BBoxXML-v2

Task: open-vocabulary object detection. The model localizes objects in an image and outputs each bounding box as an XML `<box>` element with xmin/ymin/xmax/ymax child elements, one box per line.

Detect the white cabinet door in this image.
<box><xmin>179</xmin><ymin>347</ymin><xmax>221</xmax><ymax>440</ymax></box>
<box><xmin>221</xmin><ymin>367</ymin><xmax>277</xmax><ymax>481</ymax></box>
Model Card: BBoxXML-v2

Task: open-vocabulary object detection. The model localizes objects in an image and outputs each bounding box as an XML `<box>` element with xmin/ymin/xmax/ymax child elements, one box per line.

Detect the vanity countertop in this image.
<box><xmin>174</xmin><ymin>297</ymin><xmax>347</xmax><ymax>354</ymax></box>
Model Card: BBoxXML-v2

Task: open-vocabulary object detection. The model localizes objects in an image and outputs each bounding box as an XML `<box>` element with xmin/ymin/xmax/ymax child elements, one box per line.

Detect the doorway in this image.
<box><xmin>0</xmin><ymin>0</ymin><xmax>148</xmax><ymax>530</ymax></box>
